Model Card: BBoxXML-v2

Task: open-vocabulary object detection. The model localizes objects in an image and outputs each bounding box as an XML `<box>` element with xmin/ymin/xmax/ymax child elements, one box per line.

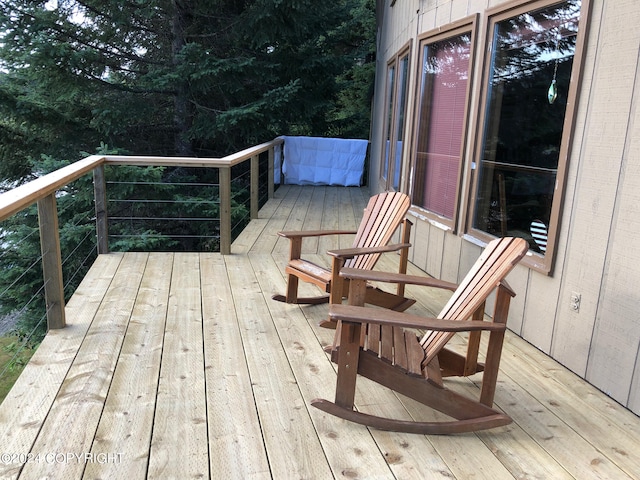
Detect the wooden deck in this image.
<box><xmin>1</xmin><ymin>185</ymin><xmax>639</xmax><ymax>479</ymax></box>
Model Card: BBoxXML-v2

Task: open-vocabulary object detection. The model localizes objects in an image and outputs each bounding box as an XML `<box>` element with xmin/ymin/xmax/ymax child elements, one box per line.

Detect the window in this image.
<box><xmin>381</xmin><ymin>48</ymin><xmax>411</xmax><ymax>191</ymax></box>
<box><xmin>412</xmin><ymin>21</ymin><xmax>476</xmax><ymax>227</ymax></box>
<box><xmin>382</xmin><ymin>64</ymin><xmax>396</xmax><ymax>184</ymax></box>
<box><xmin>469</xmin><ymin>0</ymin><xmax>587</xmax><ymax>272</ymax></box>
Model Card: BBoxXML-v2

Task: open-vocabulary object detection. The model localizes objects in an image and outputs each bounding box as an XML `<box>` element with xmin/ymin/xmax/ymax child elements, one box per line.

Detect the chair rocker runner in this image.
<box><xmin>312</xmin><ymin>237</ymin><xmax>528</xmax><ymax>434</ymax></box>
<box><xmin>273</xmin><ymin>191</ymin><xmax>415</xmax><ymax>325</ymax></box>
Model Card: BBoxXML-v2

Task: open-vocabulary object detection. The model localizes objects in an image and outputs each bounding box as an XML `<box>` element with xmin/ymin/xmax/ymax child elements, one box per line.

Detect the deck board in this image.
<box><xmin>148</xmin><ymin>252</ymin><xmax>209</xmax><ymax>478</ymax></box>
<box><xmin>86</xmin><ymin>252</ymin><xmax>172</xmax><ymax>479</ymax></box>
<box><xmin>0</xmin><ymin>253</ymin><xmax>124</xmax><ymax>479</ymax></box>
<box><xmin>201</xmin><ymin>253</ymin><xmax>270</xmax><ymax>480</ymax></box>
<box><xmin>1</xmin><ymin>185</ymin><xmax>640</xmax><ymax>479</ymax></box>
<box><xmin>249</xmin><ymin>252</ymin><xmax>396</xmax><ymax>479</ymax></box>
<box><xmin>226</xmin><ymin>253</ymin><xmax>335</xmax><ymax>479</ymax></box>
<box><xmin>20</xmin><ymin>252</ymin><xmax>148</xmax><ymax>479</ymax></box>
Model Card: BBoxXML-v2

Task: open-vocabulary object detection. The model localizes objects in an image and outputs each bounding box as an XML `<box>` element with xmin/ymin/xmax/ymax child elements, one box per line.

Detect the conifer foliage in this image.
<box><xmin>0</xmin><ymin>0</ymin><xmax>375</xmax><ymax>174</ymax></box>
<box><xmin>0</xmin><ymin>0</ymin><xmax>375</xmax><ymax>340</ymax></box>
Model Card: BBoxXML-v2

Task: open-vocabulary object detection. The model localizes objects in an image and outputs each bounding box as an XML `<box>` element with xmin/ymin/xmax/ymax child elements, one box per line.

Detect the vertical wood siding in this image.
<box><xmin>371</xmin><ymin>0</ymin><xmax>640</xmax><ymax>413</ymax></box>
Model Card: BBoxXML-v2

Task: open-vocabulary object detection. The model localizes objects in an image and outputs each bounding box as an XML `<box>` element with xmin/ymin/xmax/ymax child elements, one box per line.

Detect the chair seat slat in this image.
<box><xmin>393</xmin><ymin>327</ymin><xmax>409</xmax><ymax>370</ymax></box>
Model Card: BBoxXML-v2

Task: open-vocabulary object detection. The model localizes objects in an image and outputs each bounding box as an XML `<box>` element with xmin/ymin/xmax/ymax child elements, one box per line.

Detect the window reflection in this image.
<box><xmin>393</xmin><ymin>55</ymin><xmax>409</xmax><ymax>191</ymax></box>
<box><xmin>383</xmin><ymin>65</ymin><xmax>396</xmax><ymax>182</ymax></box>
<box><xmin>473</xmin><ymin>0</ymin><xmax>580</xmax><ymax>254</ymax></box>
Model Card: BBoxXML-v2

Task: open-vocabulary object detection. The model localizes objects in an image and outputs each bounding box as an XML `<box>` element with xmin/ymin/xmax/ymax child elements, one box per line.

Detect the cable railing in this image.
<box><xmin>105</xmin><ymin>177</ymin><xmax>222</xmax><ymax>251</ymax></box>
<box><xmin>101</xmin><ymin>157</ymin><xmax>275</xmax><ymax>253</ymax></box>
<box><xmin>0</xmin><ymin>173</ymin><xmax>99</xmax><ymax>393</ymax></box>
<box><xmin>0</xmin><ymin>138</ymin><xmax>283</xmax><ymax>338</ymax></box>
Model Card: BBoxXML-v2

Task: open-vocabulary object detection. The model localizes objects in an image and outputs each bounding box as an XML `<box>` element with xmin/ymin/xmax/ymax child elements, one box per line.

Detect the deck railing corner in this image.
<box><xmin>0</xmin><ymin>138</ymin><xmax>284</xmax><ymax>332</ymax></box>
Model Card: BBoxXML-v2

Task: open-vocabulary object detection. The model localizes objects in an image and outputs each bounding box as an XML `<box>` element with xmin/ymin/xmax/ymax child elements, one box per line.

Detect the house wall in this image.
<box><xmin>369</xmin><ymin>0</ymin><xmax>640</xmax><ymax>414</ymax></box>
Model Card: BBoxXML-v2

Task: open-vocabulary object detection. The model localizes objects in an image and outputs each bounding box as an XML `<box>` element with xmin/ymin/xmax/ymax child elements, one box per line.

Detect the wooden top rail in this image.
<box><xmin>103</xmin><ymin>138</ymin><xmax>284</xmax><ymax>168</ymax></box>
<box><xmin>0</xmin><ymin>138</ymin><xmax>281</xmax><ymax>332</ymax></box>
<box><xmin>219</xmin><ymin>138</ymin><xmax>283</xmax><ymax>165</ymax></box>
<box><xmin>103</xmin><ymin>156</ymin><xmax>230</xmax><ymax>168</ymax></box>
<box><xmin>0</xmin><ymin>138</ymin><xmax>283</xmax><ymax>222</ymax></box>
<box><xmin>0</xmin><ymin>155</ymin><xmax>105</xmax><ymax>222</ymax></box>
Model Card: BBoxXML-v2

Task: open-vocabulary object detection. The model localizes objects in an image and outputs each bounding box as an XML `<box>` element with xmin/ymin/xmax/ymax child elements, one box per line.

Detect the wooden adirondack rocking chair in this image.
<box><xmin>312</xmin><ymin>237</ymin><xmax>528</xmax><ymax>434</ymax></box>
<box><xmin>273</xmin><ymin>191</ymin><xmax>415</xmax><ymax>326</ymax></box>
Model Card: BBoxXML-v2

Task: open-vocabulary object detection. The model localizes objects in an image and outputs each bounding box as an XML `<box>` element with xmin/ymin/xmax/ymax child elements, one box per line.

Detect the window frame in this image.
<box><xmin>465</xmin><ymin>0</ymin><xmax>592</xmax><ymax>274</ymax></box>
<box><xmin>408</xmin><ymin>16</ymin><xmax>478</xmax><ymax>231</ymax></box>
<box><xmin>380</xmin><ymin>43</ymin><xmax>412</xmax><ymax>191</ymax></box>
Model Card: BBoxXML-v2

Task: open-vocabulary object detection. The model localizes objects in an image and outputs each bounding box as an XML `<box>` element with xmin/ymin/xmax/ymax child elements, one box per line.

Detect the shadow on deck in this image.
<box><xmin>0</xmin><ymin>185</ymin><xmax>639</xmax><ymax>479</ymax></box>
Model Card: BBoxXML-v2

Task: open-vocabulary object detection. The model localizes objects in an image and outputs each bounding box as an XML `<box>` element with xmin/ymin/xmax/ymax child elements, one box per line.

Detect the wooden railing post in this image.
<box><xmin>220</xmin><ymin>166</ymin><xmax>232</xmax><ymax>255</ymax></box>
<box><xmin>250</xmin><ymin>154</ymin><xmax>259</xmax><ymax>220</ymax></box>
<box><xmin>93</xmin><ymin>165</ymin><xmax>109</xmax><ymax>254</ymax></box>
<box><xmin>268</xmin><ymin>146</ymin><xmax>275</xmax><ymax>199</ymax></box>
<box><xmin>37</xmin><ymin>194</ymin><xmax>66</xmax><ymax>329</ymax></box>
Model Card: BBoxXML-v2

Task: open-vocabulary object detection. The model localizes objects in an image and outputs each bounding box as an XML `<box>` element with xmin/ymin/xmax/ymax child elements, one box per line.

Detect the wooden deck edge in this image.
<box><xmin>231</xmin><ymin>184</ymin><xmax>293</xmax><ymax>254</ymax></box>
<box><xmin>0</xmin><ymin>253</ymin><xmax>124</xmax><ymax>478</ymax></box>
<box><xmin>18</xmin><ymin>253</ymin><xmax>150</xmax><ymax>479</ymax></box>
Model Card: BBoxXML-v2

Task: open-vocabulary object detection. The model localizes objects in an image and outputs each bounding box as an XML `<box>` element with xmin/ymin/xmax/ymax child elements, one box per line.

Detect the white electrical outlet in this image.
<box><xmin>570</xmin><ymin>292</ymin><xmax>581</xmax><ymax>312</ymax></box>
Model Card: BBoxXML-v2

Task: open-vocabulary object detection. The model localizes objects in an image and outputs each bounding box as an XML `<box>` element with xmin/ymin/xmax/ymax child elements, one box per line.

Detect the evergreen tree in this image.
<box><xmin>0</xmin><ymin>0</ymin><xmax>375</xmax><ymax>178</ymax></box>
<box><xmin>0</xmin><ymin>0</ymin><xmax>376</xmax><ymax>340</ymax></box>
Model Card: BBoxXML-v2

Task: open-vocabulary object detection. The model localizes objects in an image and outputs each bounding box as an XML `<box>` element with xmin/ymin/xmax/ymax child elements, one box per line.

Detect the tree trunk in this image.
<box><xmin>172</xmin><ymin>0</ymin><xmax>194</xmax><ymax>157</ymax></box>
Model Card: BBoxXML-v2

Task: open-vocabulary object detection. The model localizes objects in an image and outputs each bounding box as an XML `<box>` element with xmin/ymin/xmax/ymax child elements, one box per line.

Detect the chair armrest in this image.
<box><xmin>339</xmin><ymin>267</ymin><xmax>458</xmax><ymax>292</ymax></box>
<box><xmin>326</xmin><ymin>242</ymin><xmax>411</xmax><ymax>260</ymax></box>
<box><xmin>329</xmin><ymin>305</ymin><xmax>505</xmax><ymax>332</ymax></box>
<box><xmin>277</xmin><ymin>229</ymin><xmax>357</xmax><ymax>239</ymax></box>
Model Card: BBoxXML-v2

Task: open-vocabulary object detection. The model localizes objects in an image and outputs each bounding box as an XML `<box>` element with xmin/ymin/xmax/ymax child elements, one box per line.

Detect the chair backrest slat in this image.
<box><xmin>420</xmin><ymin>237</ymin><xmax>528</xmax><ymax>365</ymax></box>
<box><xmin>346</xmin><ymin>191</ymin><xmax>410</xmax><ymax>270</ymax></box>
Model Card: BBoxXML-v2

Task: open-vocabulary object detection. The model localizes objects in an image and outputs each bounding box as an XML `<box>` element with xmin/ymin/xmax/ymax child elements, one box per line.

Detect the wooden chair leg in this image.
<box><xmin>480</xmin><ymin>286</ymin><xmax>511</xmax><ymax>406</ymax></box>
<box><xmin>285</xmin><ymin>236</ymin><xmax>301</xmax><ymax>303</ymax></box>
<box><xmin>464</xmin><ymin>301</ymin><xmax>485</xmax><ymax>376</ymax></box>
<box><xmin>314</xmin><ymin>347</ymin><xmax>511</xmax><ymax>434</ymax></box>
<box><xmin>329</xmin><ymin>256</ymin><xmax>346</xmax><ymax>305</ymax></box>
<box><xmin>320</xmin><ymin>257</ymin><xmax>347</xmax><ymax>329</ymax></box>
<box><xmin>396</xmin><ymin>219</ymin><xmax>412</xmax><ymax>299</ymax></box>
<box><xmin>285</xmin><ymin>273</ymin><xmax>299</xmax><ymax>303</ymax></box>
<box><xmin>274</xmin><ymin>236</ymin><xmax>332</xmax><ymax>305</ymax></box>
<box><xmin>334</xmin><ymin>322</ymin><xmax>362</xmax><ymax>409</ymax></box>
